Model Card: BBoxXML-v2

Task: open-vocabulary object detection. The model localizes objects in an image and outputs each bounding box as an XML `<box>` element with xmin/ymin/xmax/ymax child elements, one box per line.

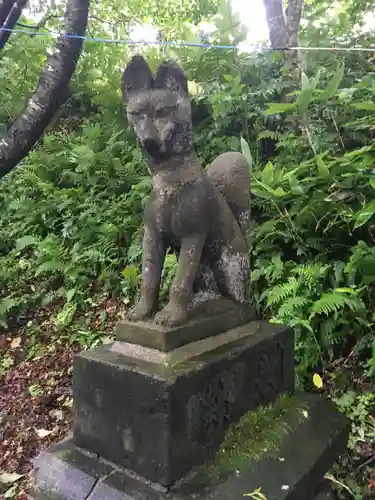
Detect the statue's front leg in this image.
<box><xmin>126</xmin><ymin>225</ymin><xmax>165</xmax><ymax>322</ymax></box>
<box><xmin>155</xmin><ymin>233</ymin><xmax>206</xmax><ymax>326</ymax></box>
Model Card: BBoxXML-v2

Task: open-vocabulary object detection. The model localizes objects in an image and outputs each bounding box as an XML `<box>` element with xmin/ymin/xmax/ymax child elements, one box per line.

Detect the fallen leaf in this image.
<box><xmin>281</xmin><ymin>485</ymin><xmax>290</xmax><ymax>491</ymax></box>
<box><xmin>5</xmin><ymin>485</ymin><xmax>18</xmax><ymax>499</ymax></box>
<box><xmin>243</xmin><ymin>487</ymin><xmax>267</xmax><ymax>499</ymax></box>
<box><xmin>36</xmin><ymin>428</ymin><xmax>52</xmax><ymax>438</ymax></box>
<box><xmin>49</xmin><ymin>409</ymin><xmax>64</xmax><ymax>420</ymax></box>
<box><xmin>10</xmin><ymin>337</ymin><xmax>22</xmax><ymax>349</ymax></box>
<box><xmin>313</xmin><ymin>373</ymin><xmax>323</xmax><ymax>389</ymax></box>
<box><xmin>0</xmin><ymin>472</ymin><xmax>23</xmax><ymax>484</ymax></box>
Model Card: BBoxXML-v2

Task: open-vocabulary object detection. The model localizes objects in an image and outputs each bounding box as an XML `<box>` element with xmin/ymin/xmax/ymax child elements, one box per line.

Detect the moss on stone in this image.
<box><xmin>197</xmin><ymin>394</ymin><xmax>309</xmax><ymax>485</ymax></box>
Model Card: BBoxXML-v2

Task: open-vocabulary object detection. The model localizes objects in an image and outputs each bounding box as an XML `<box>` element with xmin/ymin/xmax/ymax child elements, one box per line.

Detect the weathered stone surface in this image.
<box><xmin>122</xmin><ymin>56</ymin><xmax>252</xmax><ymax>328</ymax></box>
<box><xmin>31</xmin><ymin>436</ymin><xmax>113</xmax><ymax>500</ymax></box>
<box><xmin>115</xmin><ymin>298</ymin><xmax>256</xmax><ymax>351</ymax></box>
<box><xmin>31</xmin><ymin>393</ymin><xmax>350</xmax><ymax>500</ymax></box>
<box><xmin>72</xmin><ymin>321</ymin><xmax>294</xmax><ymax>487</ymax></box>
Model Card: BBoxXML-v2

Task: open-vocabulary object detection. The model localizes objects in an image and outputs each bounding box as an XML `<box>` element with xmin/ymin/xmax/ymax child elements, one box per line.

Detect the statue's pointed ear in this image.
<box><xmin>154</xmin><ymin>60</ymin><xmax>188</xmax><ymax>98</ymax></box>
<box><xmin>122</xmin><ymin>55</ymin><xmax>154</xmax><ymax>103</ymax></box>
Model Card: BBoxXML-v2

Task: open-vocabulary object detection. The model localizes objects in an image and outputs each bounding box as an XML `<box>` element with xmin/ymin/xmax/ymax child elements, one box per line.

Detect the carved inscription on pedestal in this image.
<box><xmin>253</xmin><ymin>341</ymin><xmax>284</xmax><ymax>404</ymax></box>
<box><xmin>186</xmin><ymin>341</ymin><xmax>286</xmax><ymax>444</ymax></box>
<box><xmin>186</xmin><ymin>361</ymin><xmax>246</xmax><ymax>443</ymax></box>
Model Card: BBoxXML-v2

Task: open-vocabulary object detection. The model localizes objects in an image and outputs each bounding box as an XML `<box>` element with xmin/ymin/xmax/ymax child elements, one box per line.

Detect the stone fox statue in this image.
<box><xmin>122</xmin><ymin>55</ymin><xmax>251</xmax><ymax>326</ymax></box>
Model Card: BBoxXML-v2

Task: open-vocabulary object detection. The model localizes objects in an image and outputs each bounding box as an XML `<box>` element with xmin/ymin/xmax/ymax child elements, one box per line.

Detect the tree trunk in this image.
<box><xmin>285</xmin><ymin>0</ymin><xmax>304</xmax><ymax>47</ymax></box>
<box><xmin>263</xmin><ymin>0</ymin><xmax>304</xmax><ymax>49</ymax></box>
<box><xmin>0</xmin><ymin>0</ymin><xmax>28</xmax><ymax>49</ymax></box>
<box><xmin>0</xmin><ymin>0</ymin><xmax>90</xmax><ymax>179</ymax></box>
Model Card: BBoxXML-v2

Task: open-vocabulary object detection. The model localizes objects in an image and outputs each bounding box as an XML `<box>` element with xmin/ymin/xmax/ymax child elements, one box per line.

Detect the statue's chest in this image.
<box><xmin>146</xmin><ymin>183</ymin><xmax>208</xmax><ymax>238</ymax></box>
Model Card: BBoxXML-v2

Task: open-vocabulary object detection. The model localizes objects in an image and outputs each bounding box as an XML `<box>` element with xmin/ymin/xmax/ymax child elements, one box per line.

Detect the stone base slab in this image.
<box><xmin>31</xmin><ymin>393</ymin><xmax>349</xmax><ymax>500</ymax></box>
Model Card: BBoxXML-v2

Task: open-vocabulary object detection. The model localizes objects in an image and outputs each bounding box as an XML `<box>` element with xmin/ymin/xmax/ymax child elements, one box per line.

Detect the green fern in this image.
<box><xmin>310</xmin><ymin>292</ymin><xmax>364</xmax><ymax>316</ymax></box>
<box><xmin>267</xmin><ymin>277</ymin><xmax>299</xmax><ymax>306</ymax></box>
<box><xmin>276</xmin><ymin>296</ymin><xmax>309</xmax><ymax>318</ymax></box>
<box><xmin>294</xmin><ymin>263</ymin><xmax>330</xmax><ymax>286</ymax></box>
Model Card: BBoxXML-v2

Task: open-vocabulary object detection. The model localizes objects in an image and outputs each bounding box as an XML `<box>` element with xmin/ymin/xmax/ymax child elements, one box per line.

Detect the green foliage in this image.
<box><xmin>247</xmin><ymin>134</ymin><xmax>375</xmax><ymax>378</ymax></box>
<box><xmin>0</xmin><ymin>119</ymin><xmax>150</xmax><ymax>333</ymax></box>
<box><xmin>335</xmin><ymin>390</ymin><xmax>375</xmax><ymax>450</ymax></box>
<box><xmin>0</xmin><ymin>3</ymin><xmax>374</xmax><ymax>377</ymax></box>
<box><xmin>1</xmin><ymin>2</ymin><xmax>375</xmax><ymax>496</ymax></box>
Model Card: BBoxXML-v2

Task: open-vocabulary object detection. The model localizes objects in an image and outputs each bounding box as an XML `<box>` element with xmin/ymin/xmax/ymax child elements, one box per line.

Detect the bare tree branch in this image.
<box><xmin>0</xmin><ymin>0</ymin><xmax>27</xmax><ymax>49</ymax></box>
<box><xmin>0</xmin><ymin>0</ymin><xmax>90</xmax><ymax>178</ymax></box>
<box><xmin>0</xmin><ymin>0</ymin><xmax>15</xmax><ymax>28</ymax></box>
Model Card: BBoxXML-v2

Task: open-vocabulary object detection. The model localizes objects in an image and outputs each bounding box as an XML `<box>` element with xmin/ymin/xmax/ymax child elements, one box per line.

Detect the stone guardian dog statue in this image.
<box><xmin>122</xmin><ymin>55</ymin><xmax>251</xmax><ymax>327</ymax></box>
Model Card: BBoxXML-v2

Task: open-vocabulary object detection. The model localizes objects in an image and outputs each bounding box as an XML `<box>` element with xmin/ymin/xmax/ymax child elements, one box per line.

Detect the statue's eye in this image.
<box><xmin>129</xmin><ymin>110</ymin><xmax>141</xmax><ymax>117</ymax></box>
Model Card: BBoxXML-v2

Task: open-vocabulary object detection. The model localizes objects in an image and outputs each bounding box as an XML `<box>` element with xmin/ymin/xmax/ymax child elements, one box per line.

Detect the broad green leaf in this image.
<box><xmin>121</xmin><ymin>265</ymin><xmax>139</xmax><ymax>284</ymax></box>
<box><xmin>301</xmin><ymin>72</ymin><xmax>310</xmax><ymax>91</ymax></box>
<box><xmin>353</xmin><ymin>200</ymin><xmax>375</xmax><ymax>229</ymax></box>
<box><xmin>316</xmin><ymin>156</ymin><xmax>329</xmax><ymax>177</ymax></box>
<box><xmin>310</xmin><ymin>68</ymin><xmax>322</xmax><ymax>91</ymax></box>
<box><xmin>251</xmin><ymin>187</ymin><xmax>273</xmax><ymax>199</ymax></box>
<box><xmin>319</xmin><ymin>62</ymin><xmax>345</xmax><ymax>100</ymax></box>
<box><xmin>261</xmin><ymin>161</ymin><xmax>274</xmax><ymax>185</ymax></box>
<box><xmin>263</xmin><ymin>103</ymin><xmax>297</xmax><ymax>115</ymax></box>
<box><xmin>16</xmin><ymin>235</ymin><xmax>38</xmax><ymax>250</ymax></box>
<box><xmin>350</xmin><ymin>101</ymin><xmax>375</xmax><ymax>111</ymax></box>
<box><xmin>240</xmin><ymin>136</ymin><xmax>253</xmax><ymax>173</ymax></box>
<box><xmin>273</xmin><ymin>187</ymin><xmax>286</xmax><ymax>197</ymax></box>
<box><xmin>297</xmin><ymin>87</ymin><xmax>314</xmax><ymax>115</ymax></box>
<box><xmin>254</xmin><ymin>179</ymin><xmax>286</xmax><ymax>198</ymax></box>
<box><xmin>335</xmin><ymin>287</ymin><xmax>357</xmax><ymax>295</ymax></box>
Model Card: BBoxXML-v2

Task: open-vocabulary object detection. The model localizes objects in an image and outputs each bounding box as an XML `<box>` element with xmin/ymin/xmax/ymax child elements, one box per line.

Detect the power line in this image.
<box><xmin>0</xmin><ymin>26</ymin><xmax>375</xmax><ymax>52</ymax></box>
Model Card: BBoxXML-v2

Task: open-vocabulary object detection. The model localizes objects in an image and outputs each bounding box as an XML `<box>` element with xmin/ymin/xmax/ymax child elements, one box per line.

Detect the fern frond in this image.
<box><xmin>0</xmin><ymin>296</ymin><xmax>19</xmax><ymax>316</ymax></box>
<box><xmin>311</xmin><ymin>292</ymin><xmax>346</xmax><ymax>315</ymax></box>
<box><xmin>267</xmin><ymin>277</ymin><xmax>299</xmax><ymax>306</ymax></box>
<box><xmin>311</xmin><ymin>292</ymin><xmax>365</xmax><ymax>316</ymax></box>
<box><xmin>277</xmin><ymin>296</ymin><xmax>309</xmax><ymax>318</ymax></box>
<box><xmin>295</xmin><ymin>263</ymin><xmax>330</xmax><ymax>284</ymax></box>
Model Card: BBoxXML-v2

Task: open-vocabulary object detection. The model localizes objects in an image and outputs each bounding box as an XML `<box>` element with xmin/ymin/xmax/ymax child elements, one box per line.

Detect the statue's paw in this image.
<box><xmin>126</xmin><ymin>300</ymin><xmax>154</xmax><ymax>322</ymax></box>
<box><xmin>155</xmin><ymin>304</ymin><xmax>188</xmax><ymax>327</ymax></box>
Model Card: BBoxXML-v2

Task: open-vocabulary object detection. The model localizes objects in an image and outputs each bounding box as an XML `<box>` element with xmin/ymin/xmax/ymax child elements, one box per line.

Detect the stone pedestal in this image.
<box><xmin>73</xmin><ymin>320</ymin><xmax>294</xmax><ymax>486</ymax></box>
<box><xmin>31</xmin><ymin>312</ymin><xmax>349</xmax><ymax>500</ymax></box>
